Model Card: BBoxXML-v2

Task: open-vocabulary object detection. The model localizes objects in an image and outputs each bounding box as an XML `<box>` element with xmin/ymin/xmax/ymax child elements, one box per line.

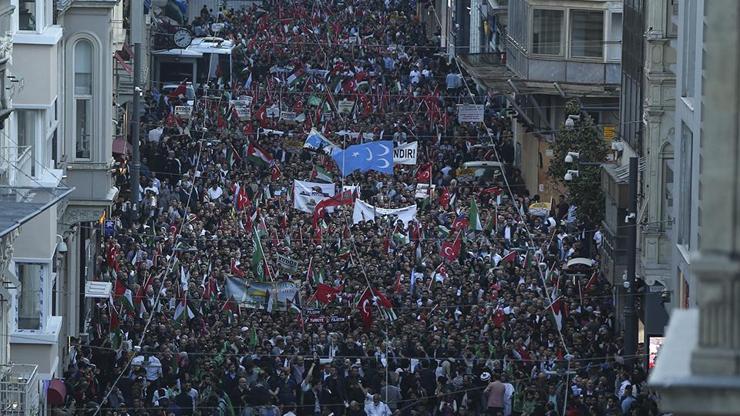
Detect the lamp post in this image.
<box><xmin>623</xmin><ymin>157</ymin><xmax>639</xmax><ymax>365</ymax></box>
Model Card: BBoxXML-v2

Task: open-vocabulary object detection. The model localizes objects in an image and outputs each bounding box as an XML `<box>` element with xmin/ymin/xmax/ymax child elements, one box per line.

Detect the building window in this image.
<box><xmin>681</xmin><ymin>0</ymin><xmax>696</xmax><ymax>97</ymax></box>
<box><xmin>661</xmin><ymin>156</ymin><xmax>674</xmax><ymax>229</ymax></box>
<box><xmin>74</xmin><ymin>41</ymin><xmax>93</xmax><ymax>159</ymax></box>
<box><xmin>607</xmin><ymin>12</ymin><xmax>623</xmax><ymax>61</ymax></box>
<box><xmin>17</xmin><ymin>263</ymin><xmax>44</xmax><ymax>330</ymax></box>
<box><xmin>18</xmin><ymin>0</ymin><xmax>36</xmax><ymax>31</ymax></box>
<box><xmin>677</xmin><ymin>123</ymin><xmax>692</xmax><ymax>247</ymax></box>
<box><xmin>667</xmin><ymin>0</ymin><xmax>679</xmax><ymax>38</ymax></box>
<box><xmin>16</xmin><ymin>110</ymin><xmax>37</xmax><ymax>177</ymax></box>
<box><xmin>570</xmin><ymin>10</ymin><xmax>605</xmax><ymax>59</ymax></box>
<box><xmin>532</xmin><ymin>9</ymin><xmax>564</xmax><ymax>55</ymax></box>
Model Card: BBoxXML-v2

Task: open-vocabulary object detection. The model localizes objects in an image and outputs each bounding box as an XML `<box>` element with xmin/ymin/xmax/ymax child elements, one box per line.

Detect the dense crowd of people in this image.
<box><xmin>61</xmin><ymin>1</ymin><xmax>660</xmax><ymax>415</ymax></box>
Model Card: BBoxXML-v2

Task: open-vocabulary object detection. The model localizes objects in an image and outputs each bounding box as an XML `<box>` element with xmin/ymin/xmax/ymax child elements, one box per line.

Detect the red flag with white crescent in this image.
<box><xmin>439</xmin><ymin>232</ymin><xmax>462</xmax><ymax>262</ymax></box>
<box><xmin>356</xmin><ymin>288</ymin><xmax>373</xmax><ymax>327</ymax></box>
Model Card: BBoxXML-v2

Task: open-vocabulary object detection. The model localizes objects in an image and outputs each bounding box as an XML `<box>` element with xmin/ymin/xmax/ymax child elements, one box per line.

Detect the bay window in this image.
<box><xmin>17</xmin><ymin>263</ymin><xmax>44</xmax><ymax>330</ymax></box>
<box><xmin>570</xmin><ymin>10</ymin><xmax>605</xmax><ymax>58</ymax></box>
<box><xmin>532</xmin><ymin>9</ymin><xmax>564</xmax><ymax>55</ymax></box>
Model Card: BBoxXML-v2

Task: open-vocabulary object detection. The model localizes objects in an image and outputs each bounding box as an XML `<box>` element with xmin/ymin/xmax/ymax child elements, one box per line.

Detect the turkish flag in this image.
<box><xmin>416</xmin><ymin>162</ymin><xmax>432</xmax><ymax>183</ymax></box>
<box><xmin>356</xmin><ymin>288</ymin><xmax>373</xmax><ymax>326</ymax></box>
<box><xmin>230</xmin><ymin>259</ymin><xmax>246</xmax><ymax>277</ymax></box>
<box><xmin>314</xmin><ymin>284</ymin><xmax>341</xmax><ymax>304</ymax></box>
<box><xmin>236</xmin><ymin>187</ymin><xmax>250</xmax><ymax>211</ymax></box>
<box><xmin>439</xmin><ymin>233</ymin><xmax>462</xmax><ymax>262</ymax></box>
<box><xmin>451</xmin><ymin>215</ymin><xmax>469</xmax><ymax>231</ymax></box>
<box><xmin>481</xmin><ymin>186</ymin><xmax>503</xmax><ymax>196</ymax></box>
<box><xmin>312</xmin><ymin>191</ymin><xmax>354</xmax><ymax>228</ymax></box>
<box><xmin>439</xmin><ymin>187</ymin><xmax>450</xmax><ymax>209</ymax></box>
<box><xmin>271</xmin><ymin>163</ymin><xmax>282</xmax><ymax>181</ymax></box>
<box><xmin>492</xmin><ymin>308</ymin><xmax>506</xmax><ymax>328</ymax></box>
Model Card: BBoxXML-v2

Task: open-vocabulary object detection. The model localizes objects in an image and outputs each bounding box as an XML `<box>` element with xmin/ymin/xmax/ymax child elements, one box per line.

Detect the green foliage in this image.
<box><xmin>548</xmin><ymin>100</ymin><xmax>609</xmax><ymax>226</ymax></box>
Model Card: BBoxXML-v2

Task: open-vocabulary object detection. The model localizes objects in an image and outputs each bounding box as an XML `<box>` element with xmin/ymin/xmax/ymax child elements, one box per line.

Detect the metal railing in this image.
<box><xmin>0</xmin><ymin>363</ymin><xmax>39</xmax><ymax>416</ymax></box>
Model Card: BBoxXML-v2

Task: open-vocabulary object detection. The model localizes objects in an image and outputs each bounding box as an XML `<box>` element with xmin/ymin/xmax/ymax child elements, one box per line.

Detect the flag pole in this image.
<box><xmin>255</xmin><ymin>226</ymin><xmax>275</xmax><ymax>281</ymax></box>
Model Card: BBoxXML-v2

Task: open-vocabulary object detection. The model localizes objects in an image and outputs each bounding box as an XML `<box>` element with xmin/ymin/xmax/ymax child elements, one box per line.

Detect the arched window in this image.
<box><xmin>74</xmin><ymin>40</ymin><xmax>93</xmax><ymax>159</ymax></box>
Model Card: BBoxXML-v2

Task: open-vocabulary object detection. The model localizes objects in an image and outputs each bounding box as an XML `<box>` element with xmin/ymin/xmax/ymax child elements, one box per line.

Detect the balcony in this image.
<box><xmin>505</xmin><ymin>41</ymin><xmax>620</xmax><ymax>96</ymax></box>
<box><xmin>0</xmin><ymin>364</ymin><xmax>40</xmax><ymax>416</ymax></box>
<box><xmin>457</xmin><ymin>52</ymin><xmax>518</xmax><ymax>93</ymax></box>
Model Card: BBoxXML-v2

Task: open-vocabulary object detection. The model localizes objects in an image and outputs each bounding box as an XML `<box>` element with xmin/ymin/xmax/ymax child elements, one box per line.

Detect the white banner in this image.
<box><xmin>352</xmin><ymin>199</ymin><xmax>417</xmax><ymax>225</ymax></box>
<box><xmin>457</xmin><ymin>104</ymin><xmax>485</xmax><ymax>123</ymax></box>
<box><xmin>393</xmin><ymin>141</ymin><xmax>418</xmax><ymax>165</ymax></box>
<box><xmin>414</xmin><ymin>183</ymin><xmax>436</xmax><ymax>199</ymax></box>
<box><xmin>293</xmin><ymin>180</ymin><xmax>336</xmax><ymax>213</ymax></box>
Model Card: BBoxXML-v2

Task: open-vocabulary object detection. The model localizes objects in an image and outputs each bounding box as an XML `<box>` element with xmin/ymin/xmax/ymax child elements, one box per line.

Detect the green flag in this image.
<box><xmin>469</xmin><ymin>199</ymin><xmax>483</xmax><ymax>231</ymax></box>
<box><xmin>249</xmin><ymin>327</ymin><xmax>258</xmax><ymax>348</ymax></box>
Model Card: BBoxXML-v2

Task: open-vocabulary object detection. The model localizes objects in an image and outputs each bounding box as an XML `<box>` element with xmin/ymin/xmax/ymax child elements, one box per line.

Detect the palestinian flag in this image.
<box><xmin>469</xmin><ymin>199</ymin><xmax>483</xmax><ymax>231</ymax></box>
<box><xmin>173</xmin><ymin>293</ymin><xmax>194</xmax><ymax>324</ymax></box>
<box><xmin>251</xmin><ymin>228</ymin><xmax>266</xmax><ymax>281</ymax></box>
<box><xmin>246</xmin><ymin>143</ymin><xmax>274</xmax><ymax>167</ymax></box>
<box><xmin>122</xmin><ymin>289</ymin><xmax>135</xmax><ymax>312</ymax></box>
<box><xmin>436</xmin><ymin>225</ymin><xmax>451</xmax><ymax>238</ymax></box>
<box><xmin>373</xmin><ymin>289</ymin><xmax>398</xmax><ymax>322</ymax></box>
<box><xmin>311</xmin><ymin>165</ymin><xmax>334</xmax><ymax>183</ymax></box>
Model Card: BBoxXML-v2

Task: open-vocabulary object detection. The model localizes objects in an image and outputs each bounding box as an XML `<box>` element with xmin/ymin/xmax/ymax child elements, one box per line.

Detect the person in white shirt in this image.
<box><xmin>502</xmin><ymin>374</ymin><xmax>515</xmax><ymax>416</ymax></box>
<box><xmin>207</xmin><ymin>183</ymin><xmax>223</xmax><ymax>201</ymax></box>
<box><xmin>365</xmin><ymin>393</ymin><xmax>392</xmax><ymax>416</ymax></box>
<box><xmin>409</xmin><ymin>67</ymin><xmax>421</xmax><ymax>85</ymax></box>
<box><xmin>131</xmin><ymin>352</ymin><xmax>162</xmax><ymax>383</ymax></box>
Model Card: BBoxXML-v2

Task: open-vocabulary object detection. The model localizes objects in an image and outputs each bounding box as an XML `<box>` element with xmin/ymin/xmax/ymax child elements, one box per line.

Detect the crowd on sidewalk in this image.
<box><xmin>61</xmin><ymin>1</ymin><xmax>659</xmax><ymax>416</ymax></box>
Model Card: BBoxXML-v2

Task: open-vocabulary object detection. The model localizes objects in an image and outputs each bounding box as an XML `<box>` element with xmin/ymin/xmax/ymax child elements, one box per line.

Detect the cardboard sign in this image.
<box><xmin>266</xmin><ymin>105</ymin><xmax>281</xmax><ymax>118</ymax></box>
<box><xmin>277</xmin><ymin>254</ymin><xmax>299</xmax><ymax>272</ymax></box>
<box><xmin>457</xmin><ymin>104</ymin><xmax>485</xmax><ymax>123</ymax></box>
<box><xmin>280</xmin><ymin>111</ymin><xmax>297</xmax><ymax>122</ymax></box>
<box><xmin>231</xmin><ymin>100</ymin><xmax>251</xmax><ymax>121</ymax></box>
<box><xmin>337</xmin><ymin>99</ymin><xmax>355</xmax><ymax>114</ymax></box>
<box><xmin>175</xmin><ymin>106</ymin><xmax>193</xmax><ymax>119</ymax></box>
<box><xmin>414</xmin><ymin>183</ymin><xmax>436</xmax><ymax>199</ymax></box>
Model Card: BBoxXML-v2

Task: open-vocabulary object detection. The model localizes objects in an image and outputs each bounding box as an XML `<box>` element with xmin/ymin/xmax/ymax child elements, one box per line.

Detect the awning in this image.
<box><xmin>152</xmin><ymin>48</ymin><xmax>203</xmax><ymax>58</ymax></box>
<box><xmin>643</xmin><ymin>284</ymin><xmax>670</xmax><ymax>336</ymax></box>
<box><xmin>0</xmin><ymin>186</ymin><xmax>74</xmax><ymax>239</ymax></box>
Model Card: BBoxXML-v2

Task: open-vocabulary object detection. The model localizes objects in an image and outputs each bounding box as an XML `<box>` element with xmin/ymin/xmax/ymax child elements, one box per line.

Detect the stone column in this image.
<box><xmin>690</xmin><ymin>0</ymin><xmax>740</xmax><ymax>376</ymax></box>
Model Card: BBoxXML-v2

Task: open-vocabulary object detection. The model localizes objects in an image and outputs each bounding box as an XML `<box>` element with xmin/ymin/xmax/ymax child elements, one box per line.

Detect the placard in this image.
<box><xmin>457</xmin><ymin>104</ymin><xmax>485</xmax><ymax>123</ymax></box>
<box><xmin>277</xmin><ymin>254</ymin><xmax>299</xmax><ymax>272</ymax></box>
<box><xmin>280</xmin><ymin>111</ymin><xmax>297</xmax><ymax>122</ymax></box>
<box><xmin>337</xmin><ymin>99</ymin><xmax>355</xmax><ymax>114</ymax></box>
<box><xmin>393</xmin><ymin>142</ymin><xmax>418</xmax><ymax>165</ymax></box>
<box><xmin>231</xmin><ymin>100</ymin><xmax>251</xmax><ymax>121</ymax></box>
<box><xmin>175</xmin><ymin>106</ymin><xmax>193</xmax><ymax>119</ymax></box>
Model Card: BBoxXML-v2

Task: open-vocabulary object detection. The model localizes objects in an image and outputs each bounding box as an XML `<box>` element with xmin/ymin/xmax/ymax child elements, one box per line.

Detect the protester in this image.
<box><xmin>61</xmin><ymin>1</ymin><xmax>660</xmax><ymax>416</ymax></box>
